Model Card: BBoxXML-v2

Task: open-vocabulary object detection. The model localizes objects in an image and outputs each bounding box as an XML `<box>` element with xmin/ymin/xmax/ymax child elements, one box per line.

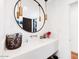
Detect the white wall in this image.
<box><xmin>0</xmin><ymin>0</ymin><xmax>5</xmax><ymax>56</ymax></box>
<box><xmin>47</xmin><ymin>0</ymin><xmax>77</xmax><ymax>59</ymax></box>
<box><xmin>69</xmin><ymin>2</ymin><xmax>78</xmax><ymax>53</ymax></box>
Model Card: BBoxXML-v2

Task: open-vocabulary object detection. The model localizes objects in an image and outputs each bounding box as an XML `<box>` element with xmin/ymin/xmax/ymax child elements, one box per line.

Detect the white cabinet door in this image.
<box><xmin>69</xmin><ymin>1</ymin><xmax>78</xmax><ymax>53</ymax></box>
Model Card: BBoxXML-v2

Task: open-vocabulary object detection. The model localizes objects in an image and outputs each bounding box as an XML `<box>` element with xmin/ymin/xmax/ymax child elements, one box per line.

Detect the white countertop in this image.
<box><xmin>4</xmin><ymin>38</ymin><xmax>58</xmax><ymax>59</ymax></box>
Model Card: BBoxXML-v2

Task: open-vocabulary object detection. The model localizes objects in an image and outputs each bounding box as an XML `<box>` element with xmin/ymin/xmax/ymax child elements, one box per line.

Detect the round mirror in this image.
<box><xmin>14</xmin><ymin>0</ymin><xmax>46</xmax><ymax>33</ymax></box>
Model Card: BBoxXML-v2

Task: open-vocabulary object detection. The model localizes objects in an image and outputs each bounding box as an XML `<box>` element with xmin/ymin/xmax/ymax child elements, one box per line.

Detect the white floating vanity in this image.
<box><xmin>4</xmin><ymin>39</ymin><xmax>58</xmax><ymax>59</ymax></box>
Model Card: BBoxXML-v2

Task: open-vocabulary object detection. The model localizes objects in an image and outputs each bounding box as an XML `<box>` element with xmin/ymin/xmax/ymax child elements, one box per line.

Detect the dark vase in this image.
<box><xmin>5</xmin><ymin>33</ymin><xmax>22</xmax><ymax>50</ymax></box>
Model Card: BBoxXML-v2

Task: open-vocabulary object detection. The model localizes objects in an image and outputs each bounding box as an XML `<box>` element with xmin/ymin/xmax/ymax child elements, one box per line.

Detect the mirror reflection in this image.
<box><xmin>14</xmin><ymin>0</ymin><xmax>46</xmax><ymax>32</ymax></box>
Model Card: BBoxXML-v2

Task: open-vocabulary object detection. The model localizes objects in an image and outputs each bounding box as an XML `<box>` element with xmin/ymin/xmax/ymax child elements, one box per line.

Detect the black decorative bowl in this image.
<box><xmin>5</xmin><ymin>33</ymin><xmax>22</xmax><ymax>50</ymax></box>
